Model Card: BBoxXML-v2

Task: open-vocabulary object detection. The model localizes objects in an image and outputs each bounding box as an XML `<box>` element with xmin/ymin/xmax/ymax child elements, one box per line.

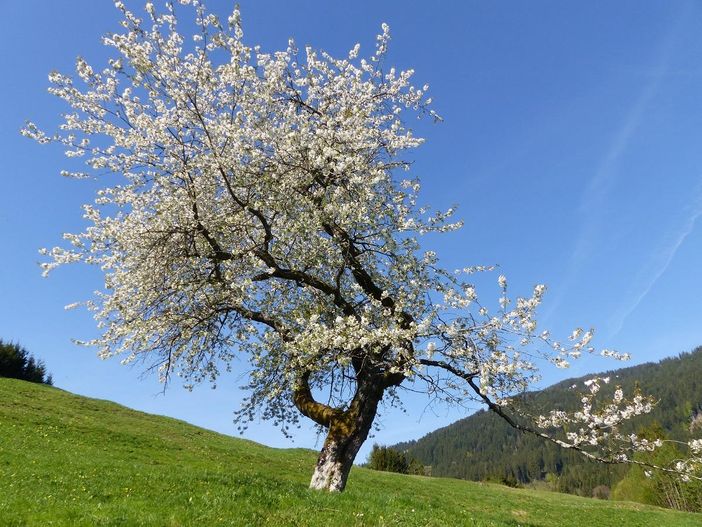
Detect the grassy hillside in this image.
<box><xmin>0</xmin><ymin>378</ymin><xmax>700</xmax><ymax>526</ymax></box>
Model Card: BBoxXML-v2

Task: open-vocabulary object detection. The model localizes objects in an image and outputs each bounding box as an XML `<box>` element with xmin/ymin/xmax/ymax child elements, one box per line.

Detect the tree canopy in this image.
<box><xmin>24</xmin><ymin>0</ymin><xmax>702</xmax><ymax>491</ymax></box>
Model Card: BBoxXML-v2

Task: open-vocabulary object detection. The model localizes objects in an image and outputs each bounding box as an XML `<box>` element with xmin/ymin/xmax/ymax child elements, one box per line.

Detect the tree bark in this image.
<box><xmin>308</xmin><ymin>417</ymin><xmax>371</xmax><ymax>491</ymax></box>
<box><xmin>307</xmin><ymin>379</ymin><xmax>384</xmax><ymax>492</ymax></box>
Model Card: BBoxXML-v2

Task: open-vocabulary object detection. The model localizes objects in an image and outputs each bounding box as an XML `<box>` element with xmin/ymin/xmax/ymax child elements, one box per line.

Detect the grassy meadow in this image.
<box><xmin>1</xmin><ymin>377</ymin><xmax>700</xmax><ymax>526</ymax></box>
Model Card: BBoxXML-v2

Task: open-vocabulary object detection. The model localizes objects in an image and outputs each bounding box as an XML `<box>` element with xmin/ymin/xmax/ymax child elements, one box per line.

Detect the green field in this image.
<box><xmin>1</xmin><ymin>378</ymin><xmax>699</xmax><ymax>526</ymax></box>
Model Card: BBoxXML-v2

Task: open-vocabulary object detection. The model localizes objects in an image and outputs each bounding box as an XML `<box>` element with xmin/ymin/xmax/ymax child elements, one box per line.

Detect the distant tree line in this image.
<box><xmin>390</xmin><ymin>347</ymin><xmax>702</xmax><ymax>510</ymax></box>
<box><xmin>0</xmin><ymin>340</ymin><xmax>53</xmax><ymax>385</ymax></box>
<box><xmin>366</xmin><ymin>444</ymin><xmax>425</xmax><ymax>476</ymax></box>
<box><xmin>613</xmin><ymin>422</ymin><xmax>702</xmax><ymax>512</ymax></box>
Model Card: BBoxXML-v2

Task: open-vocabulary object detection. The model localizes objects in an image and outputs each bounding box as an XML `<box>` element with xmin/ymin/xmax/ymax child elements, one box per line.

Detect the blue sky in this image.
<box><xmin>2</xmin><ymin>0</ymin><xmax>702</xmax><ymax>461</ymax></box>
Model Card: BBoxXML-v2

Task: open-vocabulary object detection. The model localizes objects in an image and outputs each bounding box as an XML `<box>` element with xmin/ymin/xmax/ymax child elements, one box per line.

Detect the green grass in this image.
<box><xmin>1</xmin><ymin>378</ymin><xmax>700</xmax><ymax>526</ymax></box>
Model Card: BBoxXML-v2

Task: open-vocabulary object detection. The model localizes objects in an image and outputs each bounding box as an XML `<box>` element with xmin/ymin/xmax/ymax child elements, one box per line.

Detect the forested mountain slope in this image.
<box><xmin>393</xmin><ymin>347</ymin><xmax>702</xmax><ymax>496</ymax></box>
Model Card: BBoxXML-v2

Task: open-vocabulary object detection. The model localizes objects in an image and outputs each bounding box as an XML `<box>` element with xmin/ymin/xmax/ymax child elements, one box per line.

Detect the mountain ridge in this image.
<box><xmin>391</xmin><ymin>347</ymin><xmax>702</xmax><ymax>495</ymax></box>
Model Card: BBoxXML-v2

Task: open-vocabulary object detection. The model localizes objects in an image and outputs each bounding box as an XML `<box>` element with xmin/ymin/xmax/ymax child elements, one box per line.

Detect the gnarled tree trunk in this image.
<box><xmin>308</xmin><ymin>400</ymin><xmax>379</xmax><ymax>491</ymax></box>
<box><xmin>294</xmin><ymin>371</ymin><xmax>386</xmax><ymax>492</ymax></box>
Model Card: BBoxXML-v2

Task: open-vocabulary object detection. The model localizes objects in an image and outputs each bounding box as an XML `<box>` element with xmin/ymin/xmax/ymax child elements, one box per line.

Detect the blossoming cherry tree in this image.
<box><xmin>24</xmin><ymin>1</ymin><xmax>702</xmax><ymax>491</ymax></box>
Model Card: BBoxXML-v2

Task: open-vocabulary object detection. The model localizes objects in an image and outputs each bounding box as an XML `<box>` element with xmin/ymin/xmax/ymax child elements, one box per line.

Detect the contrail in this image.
<box><xmin>541</xmin><ymin>6</ymin><xmax>686</xmax><ymax>326</ymax></box>
<box><xmin>609</xmin><ymin>193</ymin><xmax>702</xmax><ymax>337</ymax></box>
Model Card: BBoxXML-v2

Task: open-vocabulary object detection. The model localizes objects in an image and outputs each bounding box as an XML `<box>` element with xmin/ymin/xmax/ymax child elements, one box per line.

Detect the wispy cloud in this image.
<box><xmin>542</xmin><ymin>8</ymin><xmax>685</xmax><ymax>326</ymax></box>
<box><xmin>608</xmin><ymin>190</ymin><xmax>702</xmax><ymax>337</ymax></box>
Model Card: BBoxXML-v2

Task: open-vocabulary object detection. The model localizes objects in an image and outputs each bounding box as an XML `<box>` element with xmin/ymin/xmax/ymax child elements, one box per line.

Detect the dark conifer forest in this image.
<box><xmin>388</xmin><ymin>347</ymin><xmax>702</xmax><ymax>508</ymax></box>
<box><xmin>0</xmin><ymin>340</ymin><xmax>52</xmax><ymax>385</ymax></box>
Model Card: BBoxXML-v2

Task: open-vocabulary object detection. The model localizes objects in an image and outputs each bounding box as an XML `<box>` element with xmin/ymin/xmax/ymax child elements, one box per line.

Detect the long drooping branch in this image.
<box><xmin>419</xmin><ymin>358</ymin><xmax>478</xmax><ymax>381</ymax></box>
<box><xmin>422</xmin><ymin>358</ymin><xmax>612</xmax><ymax>461</ymax></box>
<box><xmin>421</xmin><ymin>357</ymin><xmax>687</xmax><ymax>472</ymax></box>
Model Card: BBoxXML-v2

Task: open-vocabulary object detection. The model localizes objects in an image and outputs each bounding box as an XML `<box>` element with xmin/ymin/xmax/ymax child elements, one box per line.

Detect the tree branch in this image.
<box><xmin>322</xmin><ymin>221</ymin><xmax>413</xmax><ymax>329</ymax></box>
<box><xmin>292</xmin><ymin>371</ymin><xmax>342</xmax><ymax>427</ymax></box>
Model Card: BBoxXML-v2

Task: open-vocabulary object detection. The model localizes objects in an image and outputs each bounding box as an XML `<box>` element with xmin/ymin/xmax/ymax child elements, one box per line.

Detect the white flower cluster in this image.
<box><xmin>533</xmin><ymin>377</ymin><xmax>702</xmax><ymax>480</ymax></box>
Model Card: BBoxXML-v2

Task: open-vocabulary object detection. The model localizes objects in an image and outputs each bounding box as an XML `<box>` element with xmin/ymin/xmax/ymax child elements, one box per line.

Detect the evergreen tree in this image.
<box><xmin>0</xmin><ymin>340</ymin><xmax>53</xmax><ymax>385</ymax></box>
<box><xmin>367</xmin><ymin>444</ymin><xmax>424</xmax><ymax>475</ymax></box>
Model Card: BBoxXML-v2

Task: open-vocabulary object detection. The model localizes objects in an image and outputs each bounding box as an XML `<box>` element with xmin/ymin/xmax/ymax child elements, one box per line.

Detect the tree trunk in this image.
<box><xmin>308</xmin><ymin>381</ymin><xmax>383</xmax><ymax>492</ymax></box>
<box><xmin>308</xmin><ymin>419</ymin><xmax>370</xmax><ymax>491</ymax></box>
